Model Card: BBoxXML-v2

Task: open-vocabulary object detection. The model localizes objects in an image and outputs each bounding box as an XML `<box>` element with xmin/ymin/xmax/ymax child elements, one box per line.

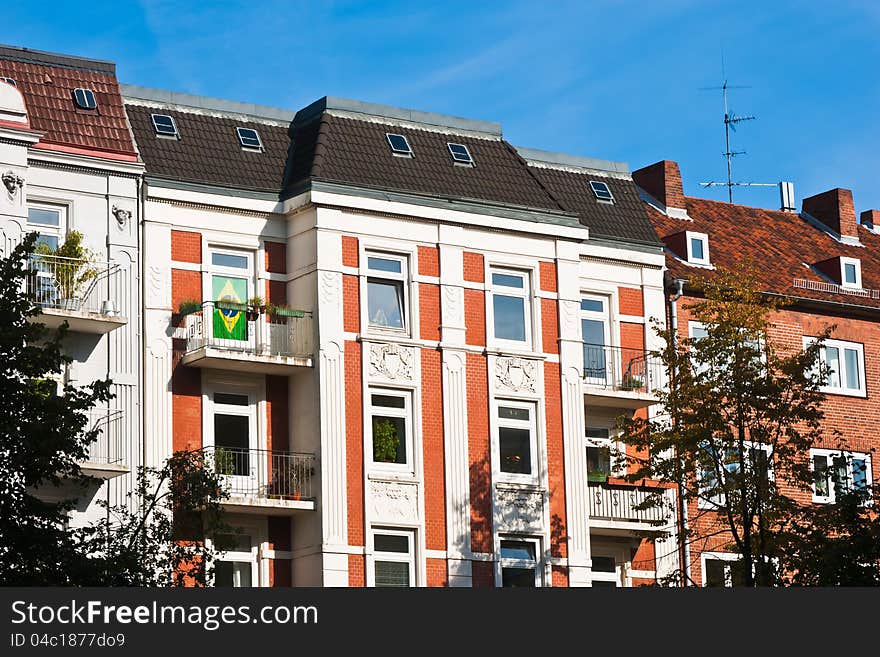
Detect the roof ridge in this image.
<box><xmin>503</xmin><ymin>139</ymin><xmax>566</xmax><ymax>214</ymax></box>
<box><xmin>121</xmin><ymin>84</ymin><xmax>296</xmax><ymax>123</ymax></box>
<box><xmin>0</xmin><ymin>44</ymin><xmax>116</xmax><ymax>75</ymax></box>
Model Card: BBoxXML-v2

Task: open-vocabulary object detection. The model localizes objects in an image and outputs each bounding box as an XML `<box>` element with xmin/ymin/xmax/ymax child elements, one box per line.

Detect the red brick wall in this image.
<box><xmin>266</xmin><ymin>375</ymin><xmax>288</xmax><ymax>452</ymax></box>
<box><xmin>463</xmin><ymin>251</ymin><xmax>484</xmax><ymax>283</ymax></box>
<box><xmin>539</xmin><ymin>261</ymin><xmax>557</xmax><ymax>293</ymax></box>
<box><xmin>342</xmin><ymin>236</ymin><xmax>359</xmax><ymax>268</ymax></box>
<box><xmin>171</xmin><ymin>363</ymin><xmax>201</xmax><ymax>452</ymax></box>
<box><xmin>348</xmin><ymin>554</ymin><xmax>365</xmax><ymax>587</ymax></box>
<box><xmin>632</xmin><ymin>160</ymin><xmax>685</xmax><ymax>209</ymax></box>
<box><xmin>467</xmin><ymin>354</ymin><xmax>492</xmax><ymax>554</ymax></box>
<box><xmin>422</xmin><ymin>349</ymin><xmax>446</xmax><ymax>554</ymax></box>
<box><xmin>464</xmin><ymin>289</ymin><xmax>486</xmax><ymax>346</ymax></box>
<box><xmin>267</xmin><ymin>280</ymin><xmax>286</xmax><ymax>307</ymax></box>
<box><xmin>345</xmin><ymin>341</ymin><xmax>364</xmax><ymax>548</ymax></box>
<box><xmin>541</xmin><ymin>298</ymin><xmax>558</xmax><ymax>355</ymax></box>
<box><xmin>171</xmin><ymin>230</ymin><xmax>201</xmax><ymax>264</ymax></box>
<box><xmin>471</xmin><ymin>561</ymin><xmax>494</xmax><ymax>588</ymax></box>
<box><xmin>620</xmin><ymin>322</ymin><xmax>645</xmax><ymax>352</ymax></box>
<box><xmin>544</xmin><ymin>362</ymin><xmax>567</xmax><ymax>561</ymax></box>
<box><xmin>343</xmin><ymin>274</ymin><xmax>360</xmax><ymax>333</ymax></box>
<box><xmin>268</xmin><ymin>517</ymin><xmax>291</xmax><ymax>587</ymax></box>
<box><xmin>418</xmin><ymin>246</ymin><xmax>440</xmax><ymax>277</ymax></box>
<box><xmin>426</xmin><ymin>558</ymin><xmax>448</xmax><ymax>587</ymax></box>
<box><xmin>618</xmin><ymin>287</ymin><xmax>644</xmax><ymax>316</ymax></box>
<box><xmin>264</xmin><ymin>241</ymin><xmax>286</xmax><ymax>274</ymax></box>
<box><xmin>419</xmin><ymin>284</ymin><xmax>440</xmax><ymax>341</ymax></box>
<box><xmin>552</xmin><ymin>566</ymin><xmax>569</xmax><ymax>587</ymax></box>
<box><xmin>171</xmin><ymin>269</ymin><xmax>201</xmax><ymax>310</ymax></box>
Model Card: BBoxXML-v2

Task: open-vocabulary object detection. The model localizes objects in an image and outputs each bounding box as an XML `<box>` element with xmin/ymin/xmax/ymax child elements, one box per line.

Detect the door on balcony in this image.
<box><xmin>211</xmin><ymin>391</ymin><xmax>258</xmax><ymax>497</ymax></box>
<box><xmin>210</xmin><ymin>249</ymin><xmax>254</xmax><ymax>350</ymax></box>
<box><xmin>581</xmin><ymin>295</ymin><xmax>611</xmax><ymax>386</ymax></box>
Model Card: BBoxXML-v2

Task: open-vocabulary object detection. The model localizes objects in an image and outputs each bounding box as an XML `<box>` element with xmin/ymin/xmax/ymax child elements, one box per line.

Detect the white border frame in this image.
<box><xmin>385</xmin><ymin>132</ymin><xmax>413</xmax><ymax>158</ymax></box>
<box><xmin>803</xmin><ymin>336</ymin><xmax>867</xmax><ymax>398</ymax></box>
<box><xmin>701</xmin><ymin>551</ymin><xmax>742</xmax><ymax>587</ymax></box>
<box><xmin>493</xmin><ymin>398</ymin><xmax>540</xmax><ymax>485</ymax></box>
<box><xmin>366</xmin><ymin>386</ymin><xmax>415</xmax><ymax>476</ymax></box>
<box><xmin>362</xmin><ymin>250</ymin><xmax>410</xmax><ymax>337</ymax></box>
<box><xmin>207</xmin><ymin>516</ymin><xmax>267</xmax><ymax>588</ymax></box>
<box><xmin>367</xmin><ymin>526</ymin><xmax>417</xmax><ymax>587</ymax></box>
<box><xmin>447</xmin><ymin>142</ymin><xmax>474</xmax><ymax>166</ymax></box>
<box><xmin>840</xmin><ymin>257</ymin><xmax>862</xmax><ymax>289</ymax></box>
<box><xmin>236</xmin><ymin>126</ymin><xmax>264</xmax><ymax>151</ymax></box>
<box><xmin>496</xmin><ymin>535</ymin><xmax>544</xmax><ymax>587</ymax></box>
<box><xmin>685</xmin><ymin>230</ymin><xmax>710</xmax><ymax>266</ymax></box>
<box><xmin>589</xmin><ymin>180</ymin><xmax>615</xmax><ymax>204</ymax></box>
<box><xmin>810</xmin><ymin>448</ymin><xmax>873</xmax><ymax>504</ymax></box>
<box><xmin>486</xmin><ymin>265</ymin><xmax>535</xmax><ymax>352</ymax></box>
<box><xmin>150</xmin><ymin>113</ymin><xmax>179</xmax><ymax>139</ymax></box>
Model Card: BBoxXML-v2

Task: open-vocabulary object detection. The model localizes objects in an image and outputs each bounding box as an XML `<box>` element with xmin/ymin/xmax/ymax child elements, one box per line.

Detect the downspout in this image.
<box><xmin>668</xmin><ymin>277</ymin><xmax>692</xmax><ymax>586</ymax></box>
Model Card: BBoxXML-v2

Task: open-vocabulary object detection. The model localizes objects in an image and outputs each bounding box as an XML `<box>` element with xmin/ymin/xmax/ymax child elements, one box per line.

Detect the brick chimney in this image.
<box><xmin>632</xmin><ymin>160</ymin><xmax>686</xmax><ymax>210</ymax></box>
<box><xmin>860</xmin><ymin>209</ymin><xmax>880</xmax><ymax>230</ymax></box>
<box><xmin>801</xmin><ymin>188</ymin><xmax>858</xmax><ymax>238</ymax></box>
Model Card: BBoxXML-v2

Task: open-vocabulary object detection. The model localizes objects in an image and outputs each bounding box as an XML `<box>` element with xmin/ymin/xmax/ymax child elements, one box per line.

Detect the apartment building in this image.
<box><xmin>0</xmin><ymin>46</ymin><xmax>142</xmax><ymax>526</ymax></box>
<box><xmin>637</xmin><ymin>160</ymin><xmax>880</xmax><ymax>586</ymax></box>
<box><xmin>124</xmin><ymin>84</ymin><xmax>677</xmax><ymax>587</ymax></box>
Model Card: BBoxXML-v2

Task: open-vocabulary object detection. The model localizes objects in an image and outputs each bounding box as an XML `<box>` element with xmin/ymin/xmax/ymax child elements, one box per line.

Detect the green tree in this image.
<box><xmin>619</xmin><ymin>265</ymin><xmax>832</xmax><ymax>586</ymax></box>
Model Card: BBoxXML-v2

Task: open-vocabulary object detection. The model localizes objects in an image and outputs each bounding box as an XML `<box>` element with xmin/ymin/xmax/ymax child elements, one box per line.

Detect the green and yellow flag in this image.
<box><xmin>212</xmin><ymin>276</ymin><xmax>247</xmax><ymax>341</ymax></box>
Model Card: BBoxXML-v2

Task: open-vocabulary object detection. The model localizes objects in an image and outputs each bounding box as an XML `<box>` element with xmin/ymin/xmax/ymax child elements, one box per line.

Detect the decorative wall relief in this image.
<box><xmin>495</xmin><ymin>486</ymin><xmax>544</xmax><ymax>532</ymax></box>
<box><xmin>441</xmin><ymin>285</ymin><xmax>464</xmax><ymax>326</ymax></box>
<box><xmin>370</xmin><ymin>480</ymin><xmax>419</xmax><ymax>522</ymax></box>
<box><xmin>2</xmin><ymin>171</ymin><xmax>24</xmax><ymax>197</ymax></box>
<box><xmin>369</xmin><ymin>342</ymin><xmax>415</xmax><ymax>381</ymax></box>
<box><xmin>112</xmin><ymin>205</ymin><xmax>132</xmax><ymax>228</ymax></box>
<box><xmin>494</xmin><ymin>357</ymin><xmax>537</xmax><ymax>393</ymax></box>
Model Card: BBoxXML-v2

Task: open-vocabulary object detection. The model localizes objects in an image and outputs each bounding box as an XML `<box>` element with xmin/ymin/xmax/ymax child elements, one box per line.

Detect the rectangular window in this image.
<box><xmin>210</xmin><ymin>249</ymin><xmax>254</xmax><ymax>344</ymax></box>
<box><xmin>369</xmin><ymin>389</ymin><xmax>412</xmax><ymax>471</ymax></box>
<box><xmin>586</xmin><ymin>427</ymin><xmax>618</xmax><ymax>482</ymax></box>
<box><xmin>804</xmin><ymin>337</ymin><xmax>866</xmax><ymax>397</ymax></box>
<box><xmin>840</xmin><ymin>257</ymin><xmax>861</xmax><ymax>288</ymax></box>
<box><xmin>499</xmin><ymin>538</ymin><xmax>541</xmax><ymax>587</ymax></box>
<box><xmin>581</xmin><ymin>295</ymin><xmax>610</xmax><ymax>383</ymax></box>
<box><xmin>590</xmin><ymin>554</ymin><xmax>621</xmax><ymax>587</ymax></box>
<box><xmin>211</xmin><ymin>391</ymin><xmax>255</xmax><ymax>479</ymax></box>
<box><xmin>698</xmin><ymin>442</ymin><xmax>773</xmax><ymax>509</ymax></box>
<box><xmin>372</xmin><ymin>529</ymin><xmax>415</xmax><ymax>587</ymax></box>
<box><xmin>490</xmin><ymin>268</ymin><xmax>531</xmax><ymax>348</ymax></box>
<box><xmin>365</xmin><ymin>252</ymin><xmax>408</xmax><ymax>332</ymax></box>
<box><xmin>685</xmin><ymin>231</ymin><xmax>710</xmax><ymax>265</ymax></box>
<box><xmin>811</xmin><ymin>449</ymin><xmax>872</xmax><ymax>504</ymax></box>
<box><xmin>27</xmin><ymin>204</ymin><xmax>65</xmax><ymax>251</ymax></box>
<box><xmin>213</xmin><ymin>533</ymin><xmax>256</xmax><ymax>588</ymax></box>
<box><xmin>496</xmin><ymin>401</ymin><xmax>537</xmax><ymax>482</ymax></box>
<box><xmin>703</xmin><ymin>554</ymin><xmax>746</xmax><ymax>587</ymax></box>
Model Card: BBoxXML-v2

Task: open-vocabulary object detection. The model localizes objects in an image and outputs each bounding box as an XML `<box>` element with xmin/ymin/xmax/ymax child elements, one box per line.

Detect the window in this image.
<box><xmin>496</xmin><ymin>401</ymin><xmax>537</xmax><ymax>482</ymax></box>
<box><xmin>27</xmin><ymin>204</ymin><xmax>65</xmax><ymax>251</ymax></box>
<box><xmin>447</xmin><ymin>142</ymin><xmax>473</xmax><ymax>165</ymax></box>
<box><xmin>214</xmin><ymin>533</ymin><xmax>257</xmax><ymax>587</ymax></box>
<box><xmin>811</xmin><ymin>449</ymin><xmax>872</xmax><ymax>504</ymax></box>
<box><xmin>365</xmin><ymin>252</ymin><xmax>408</xmax><ymax>332</ymax></box>
<box><xmin>152</xmin><ymin>113</ymin><xmax>179</xmax><ymax>138</ymax></box>
<box><xmin>840</xmin><ymin>257</ymin><xmax>861</xmax><ymax>288</ymax></box>
<box><xmin>685</xmin><ymin>231</ymin><xmax>710</xmax><ymax>265</ymax></box>
<box><xmin>372</xmin><ymin>529</ymin><xmax>415</xmax><ymax>587</ymax></box>
<box><xmin>591</xmin><ymin>555</ymin><xmax>621</xmax><ymax>587</ymax></box>
<box><xmin>0</xmin><ymin>77</ymin><xmax>15</xmax><ymax>86</ymax></box>
<box><xmin>698</xmin><ymin>442</ymin><xmax>772</xmax><ymax>509</ymax></box>
<box><xmin>490</xmin><ymin>268</ymin><xmax>532</xmax><ymax>348</ymax></box>
<box><xmin>586</xmin><ymin>427</ymin><xmax>619</xmax><ymax>482</ymax></box>
<box><xmin>581</xmin><ymin>295</ymin><xmax>610</xmax><ymax>383</ymax></box>
<box><xmin>236</xmin><ymin>127</ymin><xmax>263</xmax><ymax>150</ymax></box>
<box><xmin>369</xmin><ymin>389</ymin><xmax>412</xmax><ymax>471</ymax></box>
<box><xmin>211</xmin><ymin>391</ymin><xmax>255</xmax><ymax>479</ymax></box>
<box><xmin>72</xmin><ymin>88</ymin><xmax>97</xmax><ymax>110</ymax></box>
<box><xmin>703</xmin><ymin>553</ymin><xmax>746</xmax><ymax>587</ymax></box>
<box><xmin>386</xmin><ymin>133</ymin><xmax>413</xmax><ymax>157</ymax></box>
<box><xmin>499</xmin><ymin>538</ymin><xmax>542</xmax><ymax>587</ymax></box>
<box><xmin>210</xmin><ymin>249</ymin><xmax>253</xmax><ymax>344</ymax></box>
<box><xmin>804</xmin><ymin>337</ymin><xmax>865</xmax><ymax>397</ymax></box>
<box><xmin>589</xmin><ymin>180</ymin><xmax>614</xmax><ymax>203</ymax></box>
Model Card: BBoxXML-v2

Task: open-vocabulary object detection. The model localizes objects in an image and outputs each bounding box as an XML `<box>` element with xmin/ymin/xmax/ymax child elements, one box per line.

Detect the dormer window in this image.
<box><xmin>386</xmin><ymin>133</ymin><xmax>413</xmax><ymax>158</ymax></box>
<box><xmin>686</xmin><ymin>231</ymin><xmax>710</xmax><ymax>266</ymax></box>
<box><xmin>840</xmin><ymin>257</ymin><xmax>861</xmax><ymax>288</ymax></box>
<box><xmin>73</xmin><ymin>88</ymin><xmax>97</xmax><ymax>110</ymax></box>
<box><xmin>589</xmin><ymin>180</ymin><xmax>614</xmax><ymax>203</ymax></box>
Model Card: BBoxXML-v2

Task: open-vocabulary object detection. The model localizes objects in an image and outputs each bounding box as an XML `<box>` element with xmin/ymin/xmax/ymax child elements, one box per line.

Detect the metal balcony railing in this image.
<box><xmin>83</xmin><ymin>407</ymin><xmax>125</xmax><ymax>465</ymax></box>
<box><xmin>184</xmin><ymin>302</ymin><xmax>313</xmax><ymax>359</ymax></box>
<box><xmin>588</xmin><ymin>481</ymin><xmax>676</xmax><ymax>526</ymax></box>
<box><xmin>582</xmin><ymin>343</ymin><xmax>665</xmax><ymax>394</ymax></box>
<box><xmin>203</xmin><ymin>446</ymin><xmax>315</xmax><ymax>501</ymax></box>
<box><xmin>27</xmin><ymin>254</ymin><xmax>122</xmax><ymax>316</ymax></box>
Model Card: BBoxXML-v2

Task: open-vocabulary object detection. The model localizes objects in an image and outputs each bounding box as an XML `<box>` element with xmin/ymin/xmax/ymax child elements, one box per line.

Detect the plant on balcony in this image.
<box><xmin>265</xmin><ymin>302</ymin><xmax>305</xmax><ymax>318</ymax></box>
<box><xmin>36</xmin><ymin>230</ymin><xmax>99</xmax><ymax>310</ymax></box>
<box><xmin>587</xmin><ymin>469</ymin><xmax>610</xmax><ymax>483</ymax></box>
<box><xmin>246</xmin><ymin>296</ymin><xmax>264</xmax><ymax>321</ymax></box>
<box><xmin>212</xmin><ymin>447</ymin><xmax>236</xmax><ymax>476</ymax></box>
<box><xmin>619</xmin><ymin>373</ymin><xmax>644</xmax><ymax>391</ymax></box>
<box><xmin>177</xmin><ymin>299</ymin><xmax>201</xmax><ymax>316</ymax></box>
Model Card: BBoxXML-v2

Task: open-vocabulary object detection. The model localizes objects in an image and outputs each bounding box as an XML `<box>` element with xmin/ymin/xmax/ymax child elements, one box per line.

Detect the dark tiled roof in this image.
<box><xmin>0</xmin><ymin>47</ymin><xmax>135</xmax><ymax>157</ymax></box>
<box><xmin>125</xmin><ymin>103</ymin><xmax>290</xmax><ymax>192</ymax></box>
<box><xmin>288</xmin><ymin>113</ymin><xmax>561</xmax><ymax>211</ymax></box>
<box><xmin>648</xmin><ymin>197</ymin><xmax>880</xmax><ymax>310</ymax></box>
<box><xmin>526</xmin><ymin>167</ymin><xmax>661</xmax><ymax>244</ymax></box>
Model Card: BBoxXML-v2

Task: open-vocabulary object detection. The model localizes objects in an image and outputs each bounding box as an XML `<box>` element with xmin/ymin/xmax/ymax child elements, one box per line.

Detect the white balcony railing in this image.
<box><xmin>83</xmin><ymin>407</ymin><xmax>125</xmax><ymax>466</ymax></box>
<box><xmin>27</xmin><ymin>254</ymin><xmax>122</xmax><ymax>316</ymax></box>
<box><xmin>588</xmin><ymin>481</ymin><xmax>676</xmax><ymax>527</ymax></box>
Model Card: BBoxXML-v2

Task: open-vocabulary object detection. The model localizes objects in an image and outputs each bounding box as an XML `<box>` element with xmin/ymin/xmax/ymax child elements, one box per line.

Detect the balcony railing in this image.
<box><xmin>588</xmin><ymin>481</ymin><xmax>675</xmax><ymax>527</ymax></box>
<box><xmin>204</xmin><ymin>446</ymin><xmax>315</xmax><ymax>502</ymax></box>
<box><xmin>83</xmin><ymin>407</ymin><xmax>125</xmax><ymax>466</ymax></box>
<box><xmin>185</xmin><ymin>302</ymin><xmax>313</xmax><ymax>359</ymax></box>
<box><xmin>582</xmin><ymin>343</ymin><xmax>665</xmax><ymax>395</ymax></box>
<box><xmin>27</xmin><ymin>254</ymin><xmax>122</xmax><ymax>316</ymax></box>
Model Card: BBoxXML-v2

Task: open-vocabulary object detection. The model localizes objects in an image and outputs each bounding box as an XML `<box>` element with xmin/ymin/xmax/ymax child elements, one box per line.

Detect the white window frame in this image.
<box><xmin>590</xmin><ymin>547</ymin><xmax>628</xmax><ymax>587</ymax></box>
<box><xmin>493</xmin><ymin>399</ymin><xmax>539</xmax><ymax>485</ymax></box>
<box><xmin>840</xmin><ymin>257</ymin><xmax>862</xmax><ymax>289</ymax></box>
<box><xmin>803</xmin><ymin>336</ymin><xmax>866</xmax><ymax>398</ymax></box>
<box><xmin>368</xmin><ymin>527</ymin><xmax>416</xmax><ymax>587</ymax></box>
<box><xmin>685</xmin><ymin>230</ymin><xmax>710</xmax><ymax>266</ymax></box>
<box><xmin>367</xmin><ymin>387</ymin><xmax>414</xmax><ymax>475</ymax></box>
<box><xmin>585</xmin><ymin>426</ymin><xmax>625</xmax><ymax>481</ymax></box>
<box><xmin>151</xmin><ymin>113</ymin><xmax>179</xmax><ymax>139</ymax></box>
<box><xmin>488</xmin><ymin>267</ymin><xmax>533</xmax><ymax>351</ymax></box>
<box><xmin>447</xmin><ymin>142</ymin><xmax>474</xmax><ymax>166</ymax></box>
<box><xmin>236</xmin><ymin>126</ymin><xmax>263</xmax><ymax>151</ymax></box>
<box><xmin>581</xmin><ymin>294</ymin><xmax>612</xmax><ymax>385</ymax></box>
<box><xmin>209</xmin><ymin>518</ymin><xmax>265</xmax><ymax>588</ymax></box>
<box><xmin>27</xmin><ymin>202</ymin><xmax>67</xmax><ymax>250</ymax></box>
<box><xmin>701</xmin><ymin>552</ymin><xmax>743</xmax><ymax>587</ymax></box>
<box><xmin>810</xmin><ymin>448</ymin><xmax>872</xmax><ymax>504</ymax></box>
<box><xmin>697</xmin><ymin>441</ymin><xmax>773</xmax><ymax>510</ymax></box>
<box><xmin>497</xmin><ymin>536</ymin><xmax>543</xmax><ymax>587</ymax></box>
<box><xmin>385</xmin><ymin>133</ymin><xmax>413</xmax><ymax>158</ymax></box>
<box><xmin>589</xmin><ymin>180</ymin><xmax>614</xmax><ymax>204</ymax></box>
<box><xmin>363</xmin><ymin>251</ymin><xmax>410</xmax><ymax>336</ymax></box>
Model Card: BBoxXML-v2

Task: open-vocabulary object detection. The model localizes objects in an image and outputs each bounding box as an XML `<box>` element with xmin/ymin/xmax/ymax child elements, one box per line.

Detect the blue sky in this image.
<box><xmin>5</xmin><ymin>1</ymin><xmax>879</xmax><ymax>211</ymax></box>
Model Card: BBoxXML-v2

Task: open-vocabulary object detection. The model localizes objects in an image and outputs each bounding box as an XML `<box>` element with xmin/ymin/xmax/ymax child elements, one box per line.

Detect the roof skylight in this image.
<box><xmin>151</xmin><ymin>114</ymin><xmax>179</xmax><ymax>138</ymax></box>
<box><xmin>236</xmin><ymin>127</ymin><xmax>263</xmax><ymax>150</ymax></box>
<box><xmin>447</xmin><ymin>142</ymin><xmax>474</xmax><ymax>165</ymax></box>
<box><xmin>589</xmin><ymin>180</ymin><xmax>614</xmax><ymax>203</ymax></box>
<box><xmin>73</xmin><ymin>88</ymin><xmax>97</xmax><ymax>110</ymax></box>
<box><xmin>386</xmin><ymin>133</ymin><xmax>413</xmax><ymax>157</ymax></box>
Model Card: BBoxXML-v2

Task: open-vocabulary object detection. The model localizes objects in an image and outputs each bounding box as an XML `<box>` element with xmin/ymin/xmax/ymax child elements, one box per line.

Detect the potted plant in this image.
<box><xmin>35</xmin><ymin>230</ymin><xmax>99</xmax><ymax>311</ymax></box>
<box><xmin>620</xmin><ymin>373</ymin><xmax>644</xmax><ymax>391</ymax></box>
<box><xmin>246</xmin><ymin>296</ymin><xmax>264</xmax><ymax>322</ymax></box>
<box><xmin>178</xmin><ymin>299</ymin><xmax>202</xmax><ymax>316</ymax></box>
<box><xmin>212</xmin><ymin>447</ymin><xmax>236</xmax><ymax>476</ymax></box>
<box><xmin>265</xmin><ymin>302</ymin><xmax>305</xmax><ymax>318</ymax></box>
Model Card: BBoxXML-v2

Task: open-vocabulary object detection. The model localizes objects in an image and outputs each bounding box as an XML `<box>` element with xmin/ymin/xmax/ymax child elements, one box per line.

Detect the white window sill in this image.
<box><xmin>367</xmin><ymin>471</ymin><xmax>418</xmax><ymax>484</ymax></box>
<box><xmin>818</xmin><ymin>387</ymin><xmax>867</xmax><ymax>398</ymax></box>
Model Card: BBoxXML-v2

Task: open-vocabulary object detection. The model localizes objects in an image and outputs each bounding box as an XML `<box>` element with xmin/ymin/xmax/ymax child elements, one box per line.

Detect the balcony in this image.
<box><xmin>204</xmin><ymin>447</ymin><xmax>316</xmax><ymax>514</ymax></box>
<box><xmin>588</xmin><ymin>478</ymin><xmax>676</xmax><ymax>536</ymax></box>
<box><xmin>27</xmin><ymin>255</ymin><xmax>127</xmax><ymax>334</ymax></box>
<box><xmin>182</xmin><ymin>302</ymin><xmax>314</xmax><ymax>373</ymax></box>
<box><xmin>80</xmin><ymin>407</ymin><xmax>129</xmax><ymax>479</ymax></box>
<box><xmin>582</xmin><ymin>344</ymin><xmax>665</xmax><ymax>409</ymax></box>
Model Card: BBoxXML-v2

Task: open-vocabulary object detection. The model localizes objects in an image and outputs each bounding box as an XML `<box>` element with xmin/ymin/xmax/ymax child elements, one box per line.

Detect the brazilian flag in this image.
<box><xmin>212</xmin><ymin>276</ymin><xmax>247</xmax><ymax>341</ymax></box>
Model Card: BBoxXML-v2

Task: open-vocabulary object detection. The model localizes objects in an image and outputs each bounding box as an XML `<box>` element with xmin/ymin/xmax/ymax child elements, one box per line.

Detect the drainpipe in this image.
<box><xmin>668</xmin><ymin>278</ymin><xmax>692</xmax><ymax>586</ymax></box>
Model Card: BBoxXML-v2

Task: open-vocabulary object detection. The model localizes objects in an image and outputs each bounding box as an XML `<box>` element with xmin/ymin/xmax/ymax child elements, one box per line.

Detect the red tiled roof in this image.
<box><xmin>648</xmin><ymin>196</ymin><xmax>880</xmax><ymax>311</ymax></box>
<box><xmin>0</xmin><ymin>49</ymin><xmax>136</xmax><ymax>158</ymax></box>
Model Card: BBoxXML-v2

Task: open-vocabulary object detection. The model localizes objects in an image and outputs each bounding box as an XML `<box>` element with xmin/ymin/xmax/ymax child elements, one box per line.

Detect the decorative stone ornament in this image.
<box><xmin>369</xmin><ymin>342</ymin><xmax>415</xmax><ymax>381</ymax></box>
<box><xmin>495</xmin><ymin>487</ymin><xmax>544</xmax><ymax>532</ymax></box>
<box><xmin>112</xmin><ymin>205</ymin><xmax>132</xmax><ymax>227</ymax></box>
<box><xmin>2</xmin><ymin>170</ymin><xmax>24</xmax><ymax>196</ymax></box>
<box><xmin>370</xmin><ymin>480</ymin><xmax>418</xmax><ymax>522</ymax></box>
<box><xmin>494</xmin><ymin>356</ymin><xmax>537</xmax><ymax>393</ymax></box>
